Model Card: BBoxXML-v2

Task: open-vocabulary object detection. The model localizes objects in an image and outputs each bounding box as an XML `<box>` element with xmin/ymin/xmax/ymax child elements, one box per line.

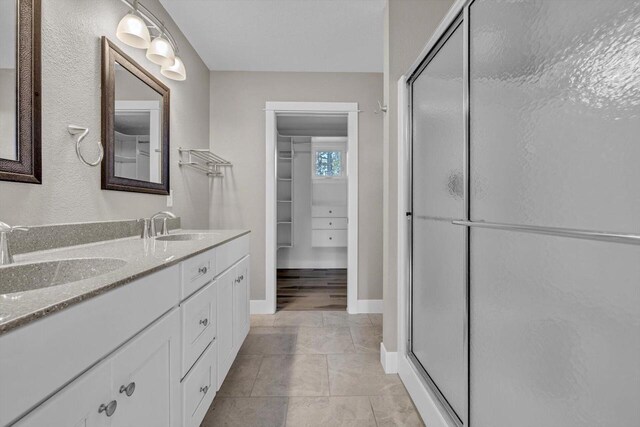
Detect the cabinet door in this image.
<box><xmin>216</xmin><ymin>267</ymin><xmax>235</xmax><ymax>389</ymax></box>
<box><xmin>233</xmin><ymin>256</ymin><xmax>251</xmax><ymax>349</ymax></box>
<box><xmin>15</xmin><ymin>361</ymin><xmax>112</xmax><ymax>427</ymax></box>
<box><xmin>110</xmin><ymin>310</ymin><xmax>181</xmax><ymax>427</ymax></box>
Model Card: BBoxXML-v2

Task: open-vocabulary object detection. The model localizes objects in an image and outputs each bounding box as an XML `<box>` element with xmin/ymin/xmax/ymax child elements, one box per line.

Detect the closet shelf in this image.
<box><xmin>277</xmin><ymin>199</ymin><xmax>293</xmax><ymax>203</ymax></box>
<box><xmin>277</xmin><ymin>221</ymin><xmax>292</xmax><ymax>225</ymax></box>
<box><xmin>178</xmin><ymin>147</ymin><xmax>232</xmax><ymax>177</ymax></box>
<box><xmin>278</xmin><ymin>178</ymin><xmax>292</xmax><ymax>181</ymax></box>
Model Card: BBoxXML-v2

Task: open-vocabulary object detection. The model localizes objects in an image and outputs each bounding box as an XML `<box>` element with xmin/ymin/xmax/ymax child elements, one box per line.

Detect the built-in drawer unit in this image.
<box><xmin>311</xmin><ymin>217</ymin><xmax>347</xmax><ymax>230</ymax></box>
<box><xmin>311</xmin><ymin>205</ymin><xmax>347</xmax><ymax>218</ymax></box>
<box><xmin>181</xmin><ymin>249</ymin><xmax>216</xmax><ymax>299</ymax></box>
<box><xmin>181</xmin><ymin>280</ymin><xmax>217</xmax><ymax>378</ymax></box>
<box><xmin>182</xmin><ymin>341</ymin><xmax>217</xmax><ymax>427</ymax></box>
<box><xmin>311</xmin><ymin>229</ymin><xmax>348</xmax><ymax>247</ymax></box>
<box><xmin>216</xmin><ymin>234</ymin><xmax>250</xmax><ymax>274</ymax></box>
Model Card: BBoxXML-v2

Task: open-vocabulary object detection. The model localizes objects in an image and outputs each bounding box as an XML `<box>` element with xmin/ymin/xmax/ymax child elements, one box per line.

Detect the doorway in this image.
<box><xmin>265</xmin><ymin>102</ymin><xmax>359</xmax><ymax>314</ymax></box>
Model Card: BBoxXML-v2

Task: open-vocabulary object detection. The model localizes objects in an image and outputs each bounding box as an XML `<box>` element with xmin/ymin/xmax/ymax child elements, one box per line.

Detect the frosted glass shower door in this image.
<box><xmin>410</xmin><ymin>22</ymin><xmax>466</xmax><ymax>425</ymax></box>
<box><xmin>468</xmin><ymin>0</ymin><xmax>640</xmax><ymax>425</ymax></box>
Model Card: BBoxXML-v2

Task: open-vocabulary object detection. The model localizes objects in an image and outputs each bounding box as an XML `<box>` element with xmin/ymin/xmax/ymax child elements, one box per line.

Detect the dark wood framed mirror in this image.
<box><xmin>0</xmin><ymin>0</ymin><xmax>42</xmax><ymax>184</ymax></box>
<box><xmin>101</xmin><ymin>37</ymin><xmax>170</xmax><ymax>195</ymax></box>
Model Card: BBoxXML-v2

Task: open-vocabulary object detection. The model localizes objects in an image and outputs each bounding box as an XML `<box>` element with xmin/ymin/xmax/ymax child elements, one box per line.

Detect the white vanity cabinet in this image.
<box><xmin>0</xmin><ymin>232</ymin><xmax>251</xmax><ymax>427</ymax></box>
<box><xmin>216</xmin><ymin>254</ymin><xmax>250</xmax><ymax>388</ymax></box>
<box><xmin>15</xmin><ymin>309</ymin><xmax>181</xmax><ymax>427</ymax></box>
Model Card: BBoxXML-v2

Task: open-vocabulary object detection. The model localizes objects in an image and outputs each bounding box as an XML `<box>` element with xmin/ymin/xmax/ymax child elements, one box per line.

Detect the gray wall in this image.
<box><xmin>383</xmin><ymin>0</ymin><xmax>454</xmax><ymax>351</ymax></box>
<box><xmin>0</xmin><ymin>0</ymin><xmax>211</xmax><ymax>228</ymax></box>
<box><xmin>209</xmin><ymin>71</ymin><xmax>383</xmax><ymax>301</ymax></box>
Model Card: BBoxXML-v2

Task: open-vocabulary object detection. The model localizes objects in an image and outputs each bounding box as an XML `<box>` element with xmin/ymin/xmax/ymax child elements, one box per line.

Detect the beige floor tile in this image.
<box><xmin>323</xmin><ymin>312</ymin><xmax>372</xmax><ymax>326</ymax></box>
<box><xmin>369</xmin><ymin>395</ymin><xmax>425</xmax><ymax>427</ymax></box>
<box><xmin>349</xmin><ymin>326</ymin><xmax>382</xmax><ymax>353</ymax></box>
<box><xmin>368</xmin><ymin>314</ymin><xmax>382</xmax><ymax>326</ymax></box>
<box><xmin>327</xmin><ymin>354</ymin><xmax>405</xmax><ymax>396</ymax></box>
<box><xmin>274</xmin><ymin>311</ymin><xmax>324</xmax><ymax>327</ymax></box>
<box><xmin>252</xmin><ymin>354</ymin><xmax>330</xmax><ymax>397</ymax></box>
<box><xmin>251</xmin><ymin>314</ymin><xmax>276</xmax><ymax>327</ymax></box>
<box><xmin>239</xmin><ymin>327</ymin><xmax>298</xmax><ymax>355</ymax></box>
<box><xmin>295</xmin><ymin>327</ymin><xmax>355</xmax><ymax>354</ymax></box>
<box><xmin>217</xmin><ymin>355</ymin><xmax>262</xmax><ymax>397</ymax></box>
<box><xmin>201</xmin><ymin>397</ymin><xmax>288</xmax><ymax>427</ymax></box>
<box><xmin>286</xmin><ymin>396</ymin><xmax>377</xmax><ymax>427</ymax></box>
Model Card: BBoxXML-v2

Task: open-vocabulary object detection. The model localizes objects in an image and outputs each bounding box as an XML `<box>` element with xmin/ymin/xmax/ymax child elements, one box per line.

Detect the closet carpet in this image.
<box><xmin>277</xmin><ymin>269</ymin><xmax>347</xmax><ymax>311</ymax></box>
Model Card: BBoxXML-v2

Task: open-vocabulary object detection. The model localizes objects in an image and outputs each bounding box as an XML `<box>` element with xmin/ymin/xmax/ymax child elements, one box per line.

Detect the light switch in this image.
<box><xmin>167</xmin><ymin>189</ymin><xmax>174</xmax><ymax>207</ymax></box>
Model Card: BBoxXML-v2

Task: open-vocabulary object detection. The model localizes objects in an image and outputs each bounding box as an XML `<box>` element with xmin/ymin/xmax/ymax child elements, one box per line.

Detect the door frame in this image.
<box><xmin>264</xmin><ymin>102</ymin><xmax>359</xmax><ymax>314</ymax></box>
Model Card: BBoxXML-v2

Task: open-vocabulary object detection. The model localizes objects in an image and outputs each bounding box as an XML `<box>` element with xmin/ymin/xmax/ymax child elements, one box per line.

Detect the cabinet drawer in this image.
<box><xmin>183</xmin><ymin>341</ymin><xmax>216</xmax><ymax>427</ymax></box>
<box><xmin>312</xmin><ymin>205</ymin><xmax>347</xmax><ymax>218</ymax></box>
<box><xmin>216</xmin><ymin>234</ymin><xmax>249</xmax><ymax>275</ymax></box>
<box><xmin>311</xmin><ymin>230</ymin><xmax>348</xmax><ymax>247</ymax></box>
<box><xmin>181</xmin><ymin>249</ymin><xmax>215</xmax><ymax>299</ymax></box>
<box><xmin>312</xmin><ymin>217</ymin><xmax>347</xmax><ymax>230</ymax></box>
<box><xmin>181</xmin><ymin>281</ymin><xmax>216</xmax><ymax>378</ymax></box>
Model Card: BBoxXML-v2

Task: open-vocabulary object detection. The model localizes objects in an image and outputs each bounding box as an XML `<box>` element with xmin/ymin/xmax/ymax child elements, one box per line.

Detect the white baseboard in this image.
<box><xmin>355</xmin><ymin>299</ymin><xmax>383</xmax><ymax>313</ymax></box>
<box><xmin>250</xmin><ymin>300</ymin><xmax>274</xmax><ymax>315</ymax></box>
<box><xmin>398</xmin><ymin>354</ymin><xmax>457</xmax><ymax>427</ymax></box>
<box><xmin>380</xmin><ymin>342</ymin><xmax>398</xmax><ymax>374</ymax></box>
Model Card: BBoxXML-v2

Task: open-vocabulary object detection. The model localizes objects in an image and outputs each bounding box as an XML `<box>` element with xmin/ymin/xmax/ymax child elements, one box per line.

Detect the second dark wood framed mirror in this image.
<box><xmin>0</xmin><ymin>0</ymin><xmax>41</xmax><ymax>184</ymax></box>
<box><xmin>101</xmin><ymin>36</ymin><xmax>170</xmax><ymax>195</ymax></box>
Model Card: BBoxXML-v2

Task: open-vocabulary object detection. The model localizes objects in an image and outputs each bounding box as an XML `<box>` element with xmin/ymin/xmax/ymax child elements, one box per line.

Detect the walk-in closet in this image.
<box><xmin>275</xmin><ymin>114</ymin><xmax>349</xmax><ymax>311</ymax></box>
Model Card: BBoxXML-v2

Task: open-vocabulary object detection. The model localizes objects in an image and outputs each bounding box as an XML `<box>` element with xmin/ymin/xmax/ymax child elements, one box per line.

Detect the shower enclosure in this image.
<box><xmin>406</xmin><ymin>1</ymin><xmax>640</xmax><ymax>426</ymax></box>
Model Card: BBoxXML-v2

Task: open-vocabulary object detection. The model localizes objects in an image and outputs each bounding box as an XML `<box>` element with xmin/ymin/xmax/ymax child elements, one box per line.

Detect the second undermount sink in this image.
<box><xmin>0</xmin><ymin>258</ymin><xmax>127</xmax><ymax>295</ymax></box>
<box><xmin>155</xmin><ymin>233</ymin><xmax>217</xmax><ymax>242</ymax></box>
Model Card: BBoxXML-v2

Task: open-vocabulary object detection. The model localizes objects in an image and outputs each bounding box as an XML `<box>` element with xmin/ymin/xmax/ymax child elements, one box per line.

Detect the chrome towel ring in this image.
<box><xmin>68</xmin><ymin>125</ymin><xmax>104</xmax><ymax>167</ymax></box>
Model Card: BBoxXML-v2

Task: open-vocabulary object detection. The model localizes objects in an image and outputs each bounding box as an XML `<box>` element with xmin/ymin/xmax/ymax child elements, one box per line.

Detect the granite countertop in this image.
<box><xmin>0</xmin><ymin>229</ymin><xmax>250</xmax><ymax>336</ymax></box>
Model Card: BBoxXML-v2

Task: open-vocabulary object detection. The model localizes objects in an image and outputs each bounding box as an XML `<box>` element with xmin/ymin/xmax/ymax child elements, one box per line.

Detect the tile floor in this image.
<box><xmin>201</xmin><ymin>311</ymin><xmax>425</xmax><ymax>427</ymax></box>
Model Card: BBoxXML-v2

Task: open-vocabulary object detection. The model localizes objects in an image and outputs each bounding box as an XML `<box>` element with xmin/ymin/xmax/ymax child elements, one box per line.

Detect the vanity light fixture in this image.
<box><xmin>146</xmin><ymin>32</ymin><xmax>175</xmax><ymax>67</ymax></box>
<box><xmin>116</xmin><ymin>2</ymin><xmax>150</xmax><ymax>49</ymax></box>
<box><xmin>117</xmin><ymin>0</ymin><xmax>186</xmax><ymax>81</ymax></box>
<box><xmin>161</xmin><ymin>56</ymin><xmax>186</xmax><ymax>81</ymax></box>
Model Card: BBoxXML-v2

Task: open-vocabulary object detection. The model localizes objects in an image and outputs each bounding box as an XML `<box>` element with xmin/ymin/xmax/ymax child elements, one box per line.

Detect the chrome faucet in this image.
<box><xmin>0</xmin><ymin>222</ymin><xmax>28</xmax><ymax>266</ymax></box>
<box><xmin>149</xmin><ymin>211</ymin><xmax>176</xmax><ymax>237</ymax></box>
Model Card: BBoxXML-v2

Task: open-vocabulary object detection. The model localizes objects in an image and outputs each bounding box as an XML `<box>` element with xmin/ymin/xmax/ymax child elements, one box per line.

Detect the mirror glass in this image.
<box><xmin>0</xmin><ymin>0</ymin><xmax>17</xmax><ymax>161</ymax></box>
<box><xmin>114</xmin><ymin>62</ymin><xmax>163</xmax><ymax>183</ymax></box>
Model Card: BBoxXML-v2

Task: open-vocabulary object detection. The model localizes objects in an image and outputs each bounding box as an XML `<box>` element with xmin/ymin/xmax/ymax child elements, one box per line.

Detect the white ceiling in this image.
<box><xmin>159</xmin><ymin>0</ymin><xmax>385</xmax><ymax>72</ymax></box>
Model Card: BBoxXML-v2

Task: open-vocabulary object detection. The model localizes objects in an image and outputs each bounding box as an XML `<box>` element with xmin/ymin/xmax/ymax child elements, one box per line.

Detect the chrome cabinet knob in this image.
<box><xmin>240</xmin><ymin>275</ymin><xmax>244</xmax><ymax>280</ymax></box>
<box><xmin>199</xmin><ymin>266</ymin><xmax>208</xmax><ymax>274</ymax></box>
<box><xmin>199</xmin><ymin>318</ymin><xmax>209</xmax><ymax>326</ymax></box>
<box><xmin>98</xmin><ymin>400</ymin><xmax>117</xmax><ymax>417</ymax></box>
<box><xmin>119</xmin><ymin>382</ymin><xmax>136</xmax><ymax>397</ymax></box>
<box><xmin>200</xmin><ymin>385</ymin><xmax>209</xmax><ymax>394</ymax></box>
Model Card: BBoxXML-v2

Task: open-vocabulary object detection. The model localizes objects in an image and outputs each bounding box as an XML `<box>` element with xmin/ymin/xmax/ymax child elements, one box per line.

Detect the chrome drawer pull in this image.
<box><xmin>239</xmin><ymin>275</ymin><xmax>244</xmax><ymax>280</ymax></box>
<box><xmin>199</xmin><ymin>318</ymin><xmax>209</xmax><ymax>326</ymax></box>
<box><xmin>98</xmin><ymin>400</ymin><xmax>117</xmax><ymax>417</ymax></box>
<box><xmin>200</xmin><ymin>385</ymin><xmax>209</xmax><ymax>394</ymax></box>
<box><xmin>198</xmin><ymin>266</ymin><xmax>208</xmax><ymax>274</ymax></box>
<box><xmin>119</xmin><ymin>382</ymin><xmax>136</xmax><ymax>397</ymax></box>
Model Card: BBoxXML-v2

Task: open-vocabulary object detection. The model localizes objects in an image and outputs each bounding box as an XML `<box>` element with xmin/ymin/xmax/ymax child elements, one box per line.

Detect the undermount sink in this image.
<box><xmin>155</xmin><ymin>233</ymin><xmax>217</xmax><ymax>242</ymax></box>
<box><xmin>0</xmin><ymin>258</ymin><xmax>127</xmax><ymax>295</ymax></box>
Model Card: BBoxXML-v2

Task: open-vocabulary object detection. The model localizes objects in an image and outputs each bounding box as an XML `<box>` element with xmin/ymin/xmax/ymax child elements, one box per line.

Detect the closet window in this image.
<box><xmin>312</xmin><ymin>145</ymin><xmax>345</xmax><ymax>179</ymax></box>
